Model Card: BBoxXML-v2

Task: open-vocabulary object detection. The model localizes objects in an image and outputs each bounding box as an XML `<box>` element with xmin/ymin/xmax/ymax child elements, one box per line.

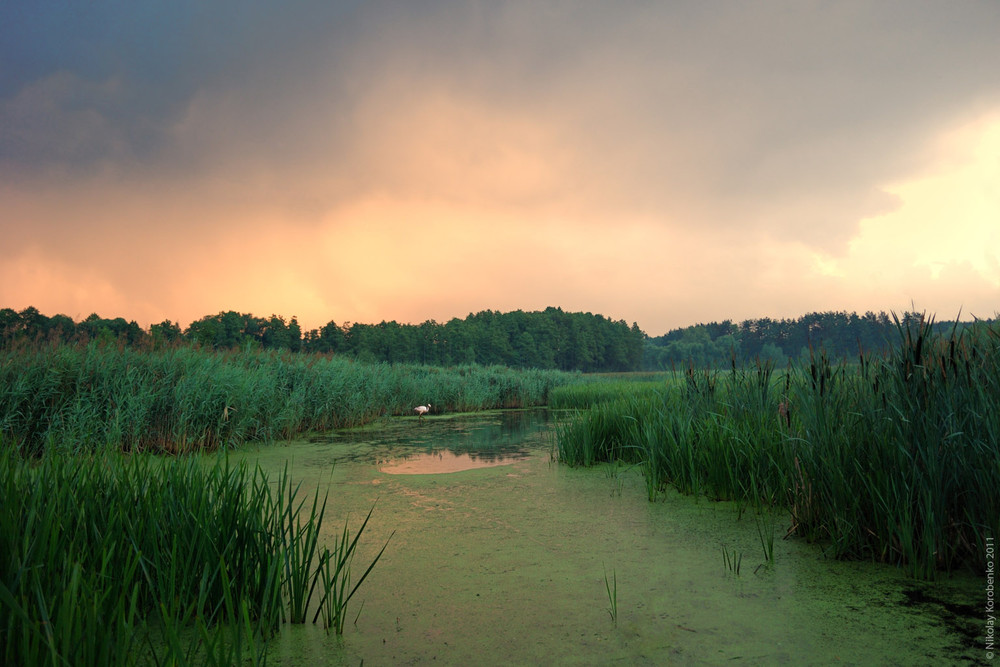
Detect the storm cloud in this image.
<box><xmin>2</xmin><ymin>1</ymin><xmax>998</xmax><ymax>332</ymax></box>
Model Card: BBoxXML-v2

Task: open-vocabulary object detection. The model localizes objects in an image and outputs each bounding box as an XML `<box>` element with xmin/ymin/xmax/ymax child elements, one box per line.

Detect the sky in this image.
<box><xmin>2</xmin><ymin>1</ymin><xmax>999</xmax><ymax>337</ymax></box>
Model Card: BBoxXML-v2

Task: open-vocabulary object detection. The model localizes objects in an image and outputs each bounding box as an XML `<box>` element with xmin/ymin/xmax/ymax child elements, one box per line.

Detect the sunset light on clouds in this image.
<box><xmin>2</xmin><ymin>1</ymin><xmax>998</xmax><ymax>336</ymax></box>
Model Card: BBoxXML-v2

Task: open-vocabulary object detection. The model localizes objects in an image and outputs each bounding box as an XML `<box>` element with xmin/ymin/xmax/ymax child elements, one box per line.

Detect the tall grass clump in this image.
<box><xmin>0</xmin><ymin>449</ymin><xmax>389</xmax><ymax>665</ymax></box>
<box><xmin>548</xmin><ymin>375</ymin><xmax>680</xmax><ymax>410</ymax></box>
<box><xmin>787</xmin><ymin>315</ymin><xmax>1000</xmax><ymax>578</ymax></box>
<box><xmin>0</xmin><ymin>343</ymin><xmax>579</xmax><ymax>455</ymax></box>
<box><xmin>556</xmin><ymin>396</ymin><xmax>645</xmax><ymax>467</ymax></box>
<box><xmin>556</xmin><ymin>315</ymin><xmax>1000</xmax><ymax>579</ymax></box>
<box><xmin>557</xmin><ymin>362</ymin><xmax>789</xmax><ymax>504</ymax></box>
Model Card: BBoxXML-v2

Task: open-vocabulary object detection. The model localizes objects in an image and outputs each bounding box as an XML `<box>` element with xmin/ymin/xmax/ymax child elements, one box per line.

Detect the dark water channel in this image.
<box><xmin>228</xmin><ymin>409</ymin><xmax>984</xmax><ymax>665</ymax></box>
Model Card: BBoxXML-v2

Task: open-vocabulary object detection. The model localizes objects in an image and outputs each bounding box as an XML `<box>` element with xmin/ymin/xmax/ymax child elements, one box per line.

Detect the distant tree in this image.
<box><xmin>217</xmin><ymin>311</ymin><xmax>245</xmax><ymax>348</ymax></box>
<box><xmin>416</xmin><ymin>320</ymin><xmax>439</xmax><ymax>365</ymax></box>
<box><xmin>151</xmin><ymin>319</ymin><xmax>183</xmax><ymax>346</ymax></box>
<box><xmin>644</xmin><ymin>309</ymin><xmax>915</xmax><ymax>370</ymax></box>
<box><xmin>18</xmin><ymin>307</ymin><xmax>46</xmax><ymax>339</ymax></box>
<box><xmin>759</xmin><ymin>342</ymin><xmax>787</xmax><ymax>365</ymax></box>
<box><xmin>288</xmin><ymin>316</ymin><xmax>302</xmax><ymax>352</ymax></box>
<box><xmin>0</xmin><ymin>308</ymin><xmax>19</xmax><ymax>342</ymax></box>
<box><xmin>25</xmin><ymin>303</ymin><xmax>969</xmax><ymax>373</ymax></box>
<box><xmin>261</xmin><ymin>315</ymin><xmax>292</xmax><ymax>350</ymax></box>
<box><xmin>318</xmin><ymin>320</ymin><xmax>346</xmax><ymax>354</ymax></box>
<box><xmin>46</xmin><ymin>314</ymin><xmax>76</xmax><ymax>342</ymax></box>
<box><xmin>186</xmin><ymin>314</ymin><xmax>223</xmax><ymax>347</ymax></box>
<box><xmin>443</xmin><ymin>317</ymin><xmax>475</xmax><ymax>364</ymax></box>
<box><xmin>78</xmin><ymin>314</ymin><xmax>110</xmax><ymax>344</ymax></box>
<box><xmin>107</xmin><ymin>317</ymin><xmax>144</xmax><ymax>345</ymax></box>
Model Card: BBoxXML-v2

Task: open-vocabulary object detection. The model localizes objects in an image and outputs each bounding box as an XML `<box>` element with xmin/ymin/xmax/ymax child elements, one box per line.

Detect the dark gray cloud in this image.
<box><xmin>0</xmin><ymin>1</ymin><xmax>363</xmax><ymax>170</ymax></box>
<box><xmin>2</xmin><ymin>0</ymin><xmax>999</xmax><ymax>331</ymax></box>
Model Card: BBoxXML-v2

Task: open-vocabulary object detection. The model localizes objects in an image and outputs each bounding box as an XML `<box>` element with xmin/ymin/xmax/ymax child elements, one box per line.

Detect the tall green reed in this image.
<box><xmin>314</xmin><ymin>505</ymin><xmax>394</xmax><ymax>634</ymax></box>
<box><xmin>0</xmin><ymin>448</ymin><xmax>388</xmax><ymax>665</ymax></box>
<box><xmin>0</xmin><ymin>343</ymin><xmax>579</xmax><ymax>455</ymax></box>
<box><xmin>556</xmin><ymin>316</ymin><xmax>1000</xmax><ymax>580</ymax></box>
<box><xmin>602</xmin><ymin>563</ymin><xmax>618</xmax><ymax>626</ymax></box>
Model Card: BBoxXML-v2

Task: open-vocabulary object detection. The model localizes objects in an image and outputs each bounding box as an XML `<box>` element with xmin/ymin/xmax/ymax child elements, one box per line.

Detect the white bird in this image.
<box><xmin>413</xmin><ymin>404</ymin><xmax>431</xmax><ymax>420</ymax></box>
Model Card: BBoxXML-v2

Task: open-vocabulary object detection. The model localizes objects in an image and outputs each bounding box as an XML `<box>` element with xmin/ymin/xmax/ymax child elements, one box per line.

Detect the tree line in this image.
<box><xmin>0</xmin><ymin>306</ymin><xmax>645</xmax><ymax>372</ymax></box>
<box><xmin>4</xmin><ymin>305</ymin><xmax>989</xmax><ymax>372</ymax></box>
<box><xmin>643</xmin><ymin>310</ymin><xmax>994</xmax><ymax>369</ymax></box>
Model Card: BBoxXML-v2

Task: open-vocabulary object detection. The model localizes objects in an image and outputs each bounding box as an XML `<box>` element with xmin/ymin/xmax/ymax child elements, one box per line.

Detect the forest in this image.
<box><xmin>1</xmin><ymin>305</ymin><xmax>991</xmax><ymax>372</ymax></box>
<box><xmin>0</xmin><ymin>306</ymin><xmax>644</xmax><ymax>373</ymax></box>
<box><xmin>643</xmin><ymin>310</ymin><xmax>994</xmax><ymax>369</ymax></box>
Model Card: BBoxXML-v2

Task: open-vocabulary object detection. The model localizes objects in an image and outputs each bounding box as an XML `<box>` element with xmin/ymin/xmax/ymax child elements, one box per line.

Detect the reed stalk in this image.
<box><xmin>0</xmin><ymin>447</ymin><xmax>388</xmax><ymax>665</ymax></box>
<box><xmin>0</xmin><ymin>343</ymin><xmax>579</xmax><ymax>455</ymax></box>
<box><xmin>603</xmin><ymin>563</ymin><xmax>618</xmax><ymax>626</ymax></box>
<box><xmin>556</xmin><ymin>316</ymin><xmax>1000</xmax><ymax>580</ymax></box>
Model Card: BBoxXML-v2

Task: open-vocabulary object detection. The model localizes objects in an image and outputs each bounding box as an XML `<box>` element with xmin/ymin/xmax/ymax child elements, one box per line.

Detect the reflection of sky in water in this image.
<box><xmin>306</xmin><ymin>409</ymin><xmax>556</xmax><ymax>473</ymax></box>
<box><xmin>377</xmin><ymin>449</ymin><xmax>526</xmax><ymax>474</ymax></box>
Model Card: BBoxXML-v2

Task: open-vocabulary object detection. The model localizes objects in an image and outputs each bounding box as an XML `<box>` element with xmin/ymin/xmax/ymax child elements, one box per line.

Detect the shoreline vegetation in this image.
<box><xmin>2</xmin><ymin>306</ymin><xmax>645</xmax><ymax>373</ymax></box>
<box><xmin>0</xmin><ymin>345</ymin><xmax>578</xmax><ymax>455</ymax></box>
<box><xmin>2</xmin><ymin>307</ymin><xmax>997</xmax><ymax>664</ymax></box>
<box><xmin>555</xmin><ymin>314</ymin><xmax>999</xmax><ymax>581</ymax></box>
<box><xmin>0</xmin><ymin>452</ymin><xmax>390</xmax><ymax>665</ymax></box>
<box><xmin>3</xmin><ymin>304</ymin><xmax>994</xmax><ymax>372</ymax></box>
<box><xmin>1</xmin><ymin>344</ymin><xmax>580</xmax><ymax>664</ymax></box>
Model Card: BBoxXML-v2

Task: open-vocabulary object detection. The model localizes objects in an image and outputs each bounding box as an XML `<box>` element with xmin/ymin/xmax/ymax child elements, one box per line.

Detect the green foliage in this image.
<box><xmin>548</xmin><ymin>376</ymin><xmax>678</xmax><ymax>410</ymax></box>
<box><xmin>0</xmin><ymin>344</ymin><xmax>578</xmax><ymax>454</ymax></box>
<box><xmin>314</xmin><ymin>505</ymin><xmax>394</xmax><ymax>635</ymax></box>
<box><xmin>0</xmin><ymin>450</ymin><xmax>387</xmax><ymax>665</ymax></box>
<box><xmin>558</xmin><ymin>316</ymin><xmax>1000</xmax><ymax>580</ymax></box>
<box><xmin>643</xmin><ymin>309</ymin><xmax>995</xmax><ymax>370</ymax></box>
<box><xmin>4</xmin><ymin>305</ymin><xmax>994</xmax><ymax>373</ymax></box>
<box><xmin>602</xmin><ymin>564</ymin><xmax>618</xmax><ymax>625</ymax></box>
<box><xmin>722</xmin><ymin>547</ymin><xmax>743</xmax><ymax>576</ymax></box>
<box><xmin>2</xmin><ymin>305</ymin><xmax>646</xmax><ymax>372</ymax></box>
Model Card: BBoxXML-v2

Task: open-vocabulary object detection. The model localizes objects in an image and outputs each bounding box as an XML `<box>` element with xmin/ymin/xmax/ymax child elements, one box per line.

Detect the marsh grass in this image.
<box><xmin>314</xmin><ymin>505</ymin><xmax>394</xmax><ymax>635</ymax></box>
<box><xmin>755</xmin><ymin>513</ymin><xmax>776</xmax><ymax>565</ymax></box>
<box><xmin>0</xmin><ymin>449</ymin><xmax>387</xmax><ymax>665</ymax></box>
<box><xmin>558</xmin><ymin>316</ymin><xmax>1000</xmax><ymax>580</ymax></box>
<box><xmin>722</xmin><ymin>548</ymin><xmax>743</xmax><ymax>577</ymax></box>
<box><xmin>548</xmin><ymin>376</ymin><xmax>680</xmax><ymax>410</ymax></box>
<box><xmin>0</xmin><ymin>344</ymin><xmax>579</xmax><ymax>455</ymax></box>
<box><xmin>602</xmin><ymin>563</ymin><xmax>618</xmax><ymax>626</ymax></box>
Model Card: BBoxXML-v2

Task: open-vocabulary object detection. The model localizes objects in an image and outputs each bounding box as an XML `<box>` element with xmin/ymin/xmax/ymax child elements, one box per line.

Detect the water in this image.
<box><xmin>304</xmin><ymin>409</ymin><xmax>544</xmax><ymax>474</ymax></box>
<box><xmin>227</xmin><ymin>409</ymin><xmax>984</xmax><ymax>665</ymax></box>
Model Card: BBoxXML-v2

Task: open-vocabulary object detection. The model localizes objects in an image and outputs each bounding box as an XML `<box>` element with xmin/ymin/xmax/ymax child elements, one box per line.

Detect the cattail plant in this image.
<box><xmin>555</xmin><ymin>315</ymin><xmax>1000</xmax><ymax>580</ymax></box>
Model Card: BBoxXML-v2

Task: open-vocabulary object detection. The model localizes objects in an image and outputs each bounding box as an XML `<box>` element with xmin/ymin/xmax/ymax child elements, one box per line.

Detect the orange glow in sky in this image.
<box><xmin>2</xmin><ymin>3</ymin><xmax>998</xmax><ymax>335</ymax></box>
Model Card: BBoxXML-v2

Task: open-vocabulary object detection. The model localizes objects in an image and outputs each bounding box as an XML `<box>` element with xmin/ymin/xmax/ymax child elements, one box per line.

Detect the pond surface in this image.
<box><xmin>227</xmin><ymin>409</ymin><xmax>983</xmax><ymax>665</ymax></box>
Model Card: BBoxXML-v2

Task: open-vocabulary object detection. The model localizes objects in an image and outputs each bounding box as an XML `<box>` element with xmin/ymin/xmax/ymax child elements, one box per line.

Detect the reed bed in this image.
<box><xmin>557</xmin><ymin>317</ymin><xmax>1000</xmax><ymax>579</ymax></box>
<box><xmin>0</xmin><ymin>449</ymin><xmax>389</xmax><ymax>665</ymax></box>
<box><xmin>548</xmin><ymin>379</ymin><xmax>672</xmax><ymax>410</ymax></box>
<box><xmin>0</xmin><ymin>344</ymin><xmax>578</xmax><ymax>455</ymax></box>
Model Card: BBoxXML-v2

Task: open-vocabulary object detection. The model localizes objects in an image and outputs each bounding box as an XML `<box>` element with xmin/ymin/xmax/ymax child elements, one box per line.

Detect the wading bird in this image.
<box><xmin>414</xmin><ymin>404</ymin><xmax>431</xmax><ymax>420</ymax></box>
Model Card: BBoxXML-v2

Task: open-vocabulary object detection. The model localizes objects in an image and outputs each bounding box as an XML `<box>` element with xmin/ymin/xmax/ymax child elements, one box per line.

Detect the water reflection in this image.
<box><xmin>377</xmin><ymin>449</ymin><xmax>527</xmax><ymax>474</ymax></box>
<box><xmin>307</xmin><ymin>408</ymin><xmax>555</xmax><ymax>474</ymax></box>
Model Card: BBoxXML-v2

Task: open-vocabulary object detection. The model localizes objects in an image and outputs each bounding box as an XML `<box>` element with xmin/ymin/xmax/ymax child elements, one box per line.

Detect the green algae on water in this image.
<box><xmin>231</xmin><ymin>409</ymin><xmax>983</xmax><ymax>665</ymax></box>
